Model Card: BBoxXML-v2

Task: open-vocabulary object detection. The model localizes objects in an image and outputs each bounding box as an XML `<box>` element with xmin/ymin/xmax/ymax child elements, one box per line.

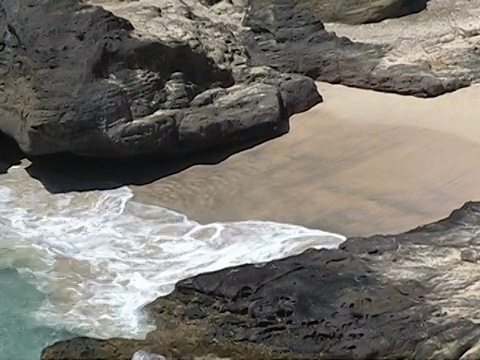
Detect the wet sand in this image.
<box><xmin>132</xmin><ymin>83</ymin><xmax>480</xmax><ymax>237</ymax></box>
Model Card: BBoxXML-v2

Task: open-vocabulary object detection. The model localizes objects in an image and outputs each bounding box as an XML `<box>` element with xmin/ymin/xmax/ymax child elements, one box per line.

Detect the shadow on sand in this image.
<box><xmin>0</xmin><ymin>127</ymin><xmax>288</xmax><ymax>193</ymax></box>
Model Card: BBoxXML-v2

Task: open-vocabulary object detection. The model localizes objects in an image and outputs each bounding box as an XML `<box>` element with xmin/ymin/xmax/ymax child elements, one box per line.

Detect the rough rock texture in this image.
<box><xmin>132</xmin><ymin>350</ymin><xmax>167</xmax><ymax>360</ymax></box>
<box><xmin>279</xmin><ymin>77</ymin><xmax>323</xmax><ymax>117</ymax></box>
<box><xmin>0</xmin><ymin>0</ymin><xmax>317</xmax><ymax>157</ymax></box>
<box><xmin>325</xmin><ymin>0</ymin><xmax>480</xmax><ymax>90</ymax></box>
<box><xmin>42</xmin><ymin>201</ymin><xmax>480</xmax><ymax>359</ymax></box>
<box><xmin>1</xmin><ymin>0</ymin><xmax>476</xmax><ymax>157</ymax></box>
<box><xmin>243</xmin><ymin>0</ymin><xmax>472</xmax><ymax>96</ymax></box>
<box><xmin>278</xmin><ymin>0</ymin><xmax>427</xmax><ymax>24</ymax></box>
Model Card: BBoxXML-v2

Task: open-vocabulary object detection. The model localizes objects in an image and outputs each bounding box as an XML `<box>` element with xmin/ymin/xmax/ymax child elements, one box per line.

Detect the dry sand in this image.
<box><xmin>132</xmin><ymin>82</ymin><xmax>480</xmax><ymax>237</ymax></box>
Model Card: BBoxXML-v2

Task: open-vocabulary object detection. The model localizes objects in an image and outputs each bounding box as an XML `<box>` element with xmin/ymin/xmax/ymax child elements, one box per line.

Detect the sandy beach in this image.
<box><xmin>132</xmin><ymin>82</ymin><xmax>480</xmax><ymax>237</ymax></box>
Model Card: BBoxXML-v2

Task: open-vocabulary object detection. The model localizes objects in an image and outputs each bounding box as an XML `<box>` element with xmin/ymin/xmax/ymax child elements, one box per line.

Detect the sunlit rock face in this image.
<box><xmin>0</xmin><ymin>0</ymin><xmax>320</xmax><ymax>157</ymax></box>
<box><xmin>2</xmin><ymin>0</ymin><xmax>474</xmax><ymax>158</ymax></box>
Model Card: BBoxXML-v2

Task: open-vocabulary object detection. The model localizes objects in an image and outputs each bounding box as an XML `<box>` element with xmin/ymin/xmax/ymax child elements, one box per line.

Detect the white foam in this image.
<box><xmin>0</xmin><ymin>167</ymin><xmax>346</xmax><ymax>338</ymax></box>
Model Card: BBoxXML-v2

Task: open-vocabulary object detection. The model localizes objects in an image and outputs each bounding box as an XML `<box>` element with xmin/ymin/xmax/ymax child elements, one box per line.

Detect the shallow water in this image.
<box><xmin>0</xmin><ymin>269</ymin><xmax>74</xmax><ymax>360</ymax></box>
<box><xmin>0</xmin><ymin>166</ymin><xmax>345</xmax><ymax>358</ymax></box>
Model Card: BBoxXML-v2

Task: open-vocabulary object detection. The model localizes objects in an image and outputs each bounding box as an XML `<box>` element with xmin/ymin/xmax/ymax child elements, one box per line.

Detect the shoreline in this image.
<box><xmin>2</xmin><ymin>82</ymin><xmax>479</xmax><ymax>238</ymax></box>
<box><xmin>131</xmin><ymin>82</ymin><xmax>480</xmax><ymax>237</ymax></box>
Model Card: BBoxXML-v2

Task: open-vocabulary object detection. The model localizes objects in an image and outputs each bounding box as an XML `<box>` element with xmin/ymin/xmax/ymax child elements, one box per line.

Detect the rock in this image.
<box><xmin>40</xmin><ymin>337</ymin><xmax>183</xmax><ymax>360</ymax></box>
<box><xmin>132</xmin><ymin>350</ymin><xmax>167</xmax><ymax>360</ymax></box>
<box><xmin>461</xmin><ymin>249</ymin><xmax>479</xmax><ymax>263</ymax></box>
<box><xmin>42</xmin><ymin>201</ymin><xmax>480</xmax><ymax>359</ymax></box>
<box><xmin>289</xmin><ymin>0</ymin><xmax>427</xmax><ymax>24</ymax></box>
<box><xmin>243</xmin><ymin>0</ymin><xmax>470</xmax><ymax>97</ymax></box>
<box><xmin>0</xmin><ymin>0</ymin><xmax>474</xmax><ymax>157</ymax></box>
<box><xmin>177</xmin><ymin>83</ymin><xmax>288</xmax><ymax>153</ymax></box>
<box><xmin>236</xmin><ymin>71</ymin><xmax>323</xmax><ymax>116</ymax></box>
<box><xmin>0</xmin><ymin>0</ymin><xmax>315</xmax><ymax>157</ymax></box>
<box><xmin>40</xmin><ymin>337</ymin><xmax>139</xmax><ymax>360</ymax></box>
<box><xmin>160</xmin><ymin>72</ymin><xmax>200</xmax><ymax>111</ymax></box>
<box><xmin>279</xmin><ymin>76</ymin><xmax>323</xmax><ymax>116</ymax></box>
<box><xmin>0</xmin><ymin>131</ymin><xmax>23</xmax><ymax>173</ymax></box>
<box><xmin>0</xmin><ymin>0</ymin><xmax>473</xmax><ymax>158</ymax></box>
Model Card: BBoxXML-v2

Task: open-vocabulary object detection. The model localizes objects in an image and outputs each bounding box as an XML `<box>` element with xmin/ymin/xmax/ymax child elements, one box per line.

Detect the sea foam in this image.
<box><xmin>0</xmin><ymin>167</ymin><xmax>345</xmax><ymax>338</ymax></box>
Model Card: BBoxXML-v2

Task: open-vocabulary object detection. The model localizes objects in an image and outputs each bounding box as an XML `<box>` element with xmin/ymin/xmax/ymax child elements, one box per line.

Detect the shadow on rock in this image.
<box><xmin>0</xmin><ymin>132</ymin><xmax>25</xmax><ymax>173</ymax></box>
<box><xmin>25</xmin><ymin>131</ymin><xmax>288</xmax><ymax>194</ymax></box>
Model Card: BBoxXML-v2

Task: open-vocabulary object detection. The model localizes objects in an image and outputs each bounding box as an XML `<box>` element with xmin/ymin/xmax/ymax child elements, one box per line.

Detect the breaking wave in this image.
<box><xmin>0</xmin><ymin>166</ymin><xmax>345</xmax><ymax>339</ymax></box>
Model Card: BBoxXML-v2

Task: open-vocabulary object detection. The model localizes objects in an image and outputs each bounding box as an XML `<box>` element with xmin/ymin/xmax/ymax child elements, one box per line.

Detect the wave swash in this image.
<box><xmin>0</xmin><ymin>167</ymin><xmax>345</xmax><ymax>339</ymax></box>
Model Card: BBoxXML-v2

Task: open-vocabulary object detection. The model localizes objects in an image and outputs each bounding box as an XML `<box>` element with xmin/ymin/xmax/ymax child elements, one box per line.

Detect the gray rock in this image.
<box><xmin>132</xmin><ymin>350</ymin><xmax>167</xmax><ymax>360</ymax></box>
<box><xmin>279</xmin><ymin>76</ymin><xmax>323</xmax><ymax>116</ymax></box>
<box><xmin>243</xmin><ymin>0</ymin><xmax>470</xmax><ymax>97</ymax></box>
<box><xmin>160</xmin><ymin>72</ymin><xmax>199</xmax><ymax>110</ymax></box>
<box><xmin>41</xmin><ymin>202</ymin><xmax>480</xmax><ymax>359</ymax></box>
<box><xmin>289</xmin><ymin>0</ymin><xmax>427</xmax><ymax>24</ymax></box>
<box><xmin>0</xmin><ymin>0</ymin><xmax>475</xmax><ymax>158</ymax></box>
<box><xmin>0</xmin><ymin>0</ymin><xmax>321</xmax><ymax>157</ymax></box>
<box><xmin>461</xmin><ymin>249</ymin><xmax>479</xmax><ymax>263</ymax></box>
<box><xmin>177</xmin><ymin>84</ymin><xmax>288</xmax><ymax>153</ymax></box>
<box><xmin>0</xmin><ymin>132</ymin><xmax>23</xmax><ymax>173</ymax></box>
<box><xmin>144</xmin><ymin>202</ymin><xmax>480</xmax><ymax>359</ymax></box>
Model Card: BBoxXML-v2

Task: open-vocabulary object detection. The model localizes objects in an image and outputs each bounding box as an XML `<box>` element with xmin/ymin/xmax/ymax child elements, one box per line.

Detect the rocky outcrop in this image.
<box><xmin>0</xmin><ymin>0</ymin><xmax>319</xmax><ymax>158</ymax></box>
<box><xmin>243</xmin><ymin>0</ymin><xmax>471</xmax><ymax>97</ymax></box>
<box><xmin>42</xmin><ymin>201</ymin><xmax>480</xmax><ymax>359</ymax></box>
<box><xmin>1</xmin><ymin>0</ymin><xmax>475</xmax><ymax>158</ymax></box>
<box><xmin>0</xmin><ymin>0</ymin><xmax>314</xmax><ymax>157</ymax></box>
<box><xmin>290</xmin><ymin>0</ymin><xmax>427</xmax><ymax>24</ymax></box>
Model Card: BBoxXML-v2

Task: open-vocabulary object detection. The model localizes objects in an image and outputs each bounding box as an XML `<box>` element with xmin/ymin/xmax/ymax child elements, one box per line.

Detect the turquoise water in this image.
<box><xmin>0</xmin><ymin>269</ymin><xmax>73</xmax><ymax>360</ymax></box>
<box><xmin>0</xmin><ymin>166</ymin><xmax>346</xmax><ymax>359</ymax></box>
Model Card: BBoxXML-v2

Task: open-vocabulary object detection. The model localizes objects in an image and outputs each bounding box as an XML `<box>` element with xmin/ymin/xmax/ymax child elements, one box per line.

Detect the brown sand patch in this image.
<box><xmin>131</xmin><ymin>83</ymin><xmax>480</xmax><ymax>237</ymax></box>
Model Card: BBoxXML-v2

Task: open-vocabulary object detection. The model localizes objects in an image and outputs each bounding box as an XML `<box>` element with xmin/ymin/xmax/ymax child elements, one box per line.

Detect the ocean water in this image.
<box><xmin>0</xmin><ymin>269</ymin><xmax>74</xmax><ymax>359</ymax></box>
<box><xmin>0</xmin><ymin>166</ymin><xmax>346</xmax><ymax>359</ymax></box>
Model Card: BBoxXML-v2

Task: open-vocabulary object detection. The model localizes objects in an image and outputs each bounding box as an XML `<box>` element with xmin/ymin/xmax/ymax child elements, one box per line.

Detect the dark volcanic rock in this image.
<box><xmin>177</xmin><ymin>83</ymin><xmax>288</xmax><ymax>153</ymax></box>
<box><xmin>243</xmin><ymin>0</ymin><xmax>470</xmax><ymax>97</ymax></box>
<box><xmin>40</xmin><ymin>337</ymin><xmax>180</xmax><ymax>360</ymax></box>
<box><xmin>0</xmin><ymin>131</ymin><xmax>23</xmax><ymax>173</ymax></box>
<box><xmin>290</xmin><ymin>0</ymin><xmax>427</xmax><ymax>24</ymax></box>
<box><xmin>0</xmin><ymin>0</ymin><xmax>316</xmax><ymax>157</ymax></box>
<box><xmin>0</xmin><ymin>0</ymin><xmax>473</xmax><ymax>158</ymax></box>
<box><xmin>279</xmin><ymin>76</ymin><xmax>322</xmax><ymax>116</ymax></box>
<box><xmin>42</xmin><ymin>202</ymin><xmax>480</xmax><ymax>359</ymax></box>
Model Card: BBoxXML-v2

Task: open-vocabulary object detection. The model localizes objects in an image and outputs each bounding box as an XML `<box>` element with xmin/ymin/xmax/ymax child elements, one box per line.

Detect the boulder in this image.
<box><xmin>42</xmin><ymin>201</ymin><xmax>480</xmax><ymax>359</ymax></box>
<box><xmin>131</xmin><ymin>350</ymin><xmax>167</xmax><ymax>360</ymax></box>
<box><xmin>243</xmin><ymin>0</ymin><xmax>470</xmax><ymax>97</ymax></box>
<box><xmin>40</xmin><ymin>337</ymin><xmax>177</xmax><ymax>360</ymax></box>
<box><xmin>0</xmin><ymin>0</ymin><xmax>474</xmax><ymax>158</ymax></box>
<box><xmin>0</xmin><ymin>0</ymin><xmax>475</xmax><ymax>158</ymax></box>
<box><xmin>0</xmin><ymin>0</ymin><xmax>317</xmax><ymax>157</ymax></box>
<box><xmin>289</xmin><ymin>0</ymin><xmax>428</xmax><ymax>24</ymax></box>
<box><xmin>279</xmin><ymin>76</ymin><xmax>323</xmax><ymax>116</ymax></box>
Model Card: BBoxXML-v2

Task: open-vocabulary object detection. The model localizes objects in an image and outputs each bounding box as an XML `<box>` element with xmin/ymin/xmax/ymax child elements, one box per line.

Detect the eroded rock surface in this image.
<box><xmin>1</xmin><ymin>0</ymin><xmax>476</xmax><ymax>157</ymax></box>
<box><xmin>290</xmin><ymin>0</ymin><xmax>427</xmax><ymax>24</ymax></box>
<box><xmin>243</xmin><ymin>0</ymin><xmax>472</xmax><ymax>96</ymax></box>
<box><xmin>0</xmin><ymin>0</ymin><xmax>318</xmax><ymax>157</ymax></box>
<box><xmin>326</xmin><ymin>0</ymin><xmax>480</xmax><ymax>90</ymax></box>
<box><xmin>42</xmin><ymin>202</ymin><xmax>480</xmax><ymax>359</ymax></box>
